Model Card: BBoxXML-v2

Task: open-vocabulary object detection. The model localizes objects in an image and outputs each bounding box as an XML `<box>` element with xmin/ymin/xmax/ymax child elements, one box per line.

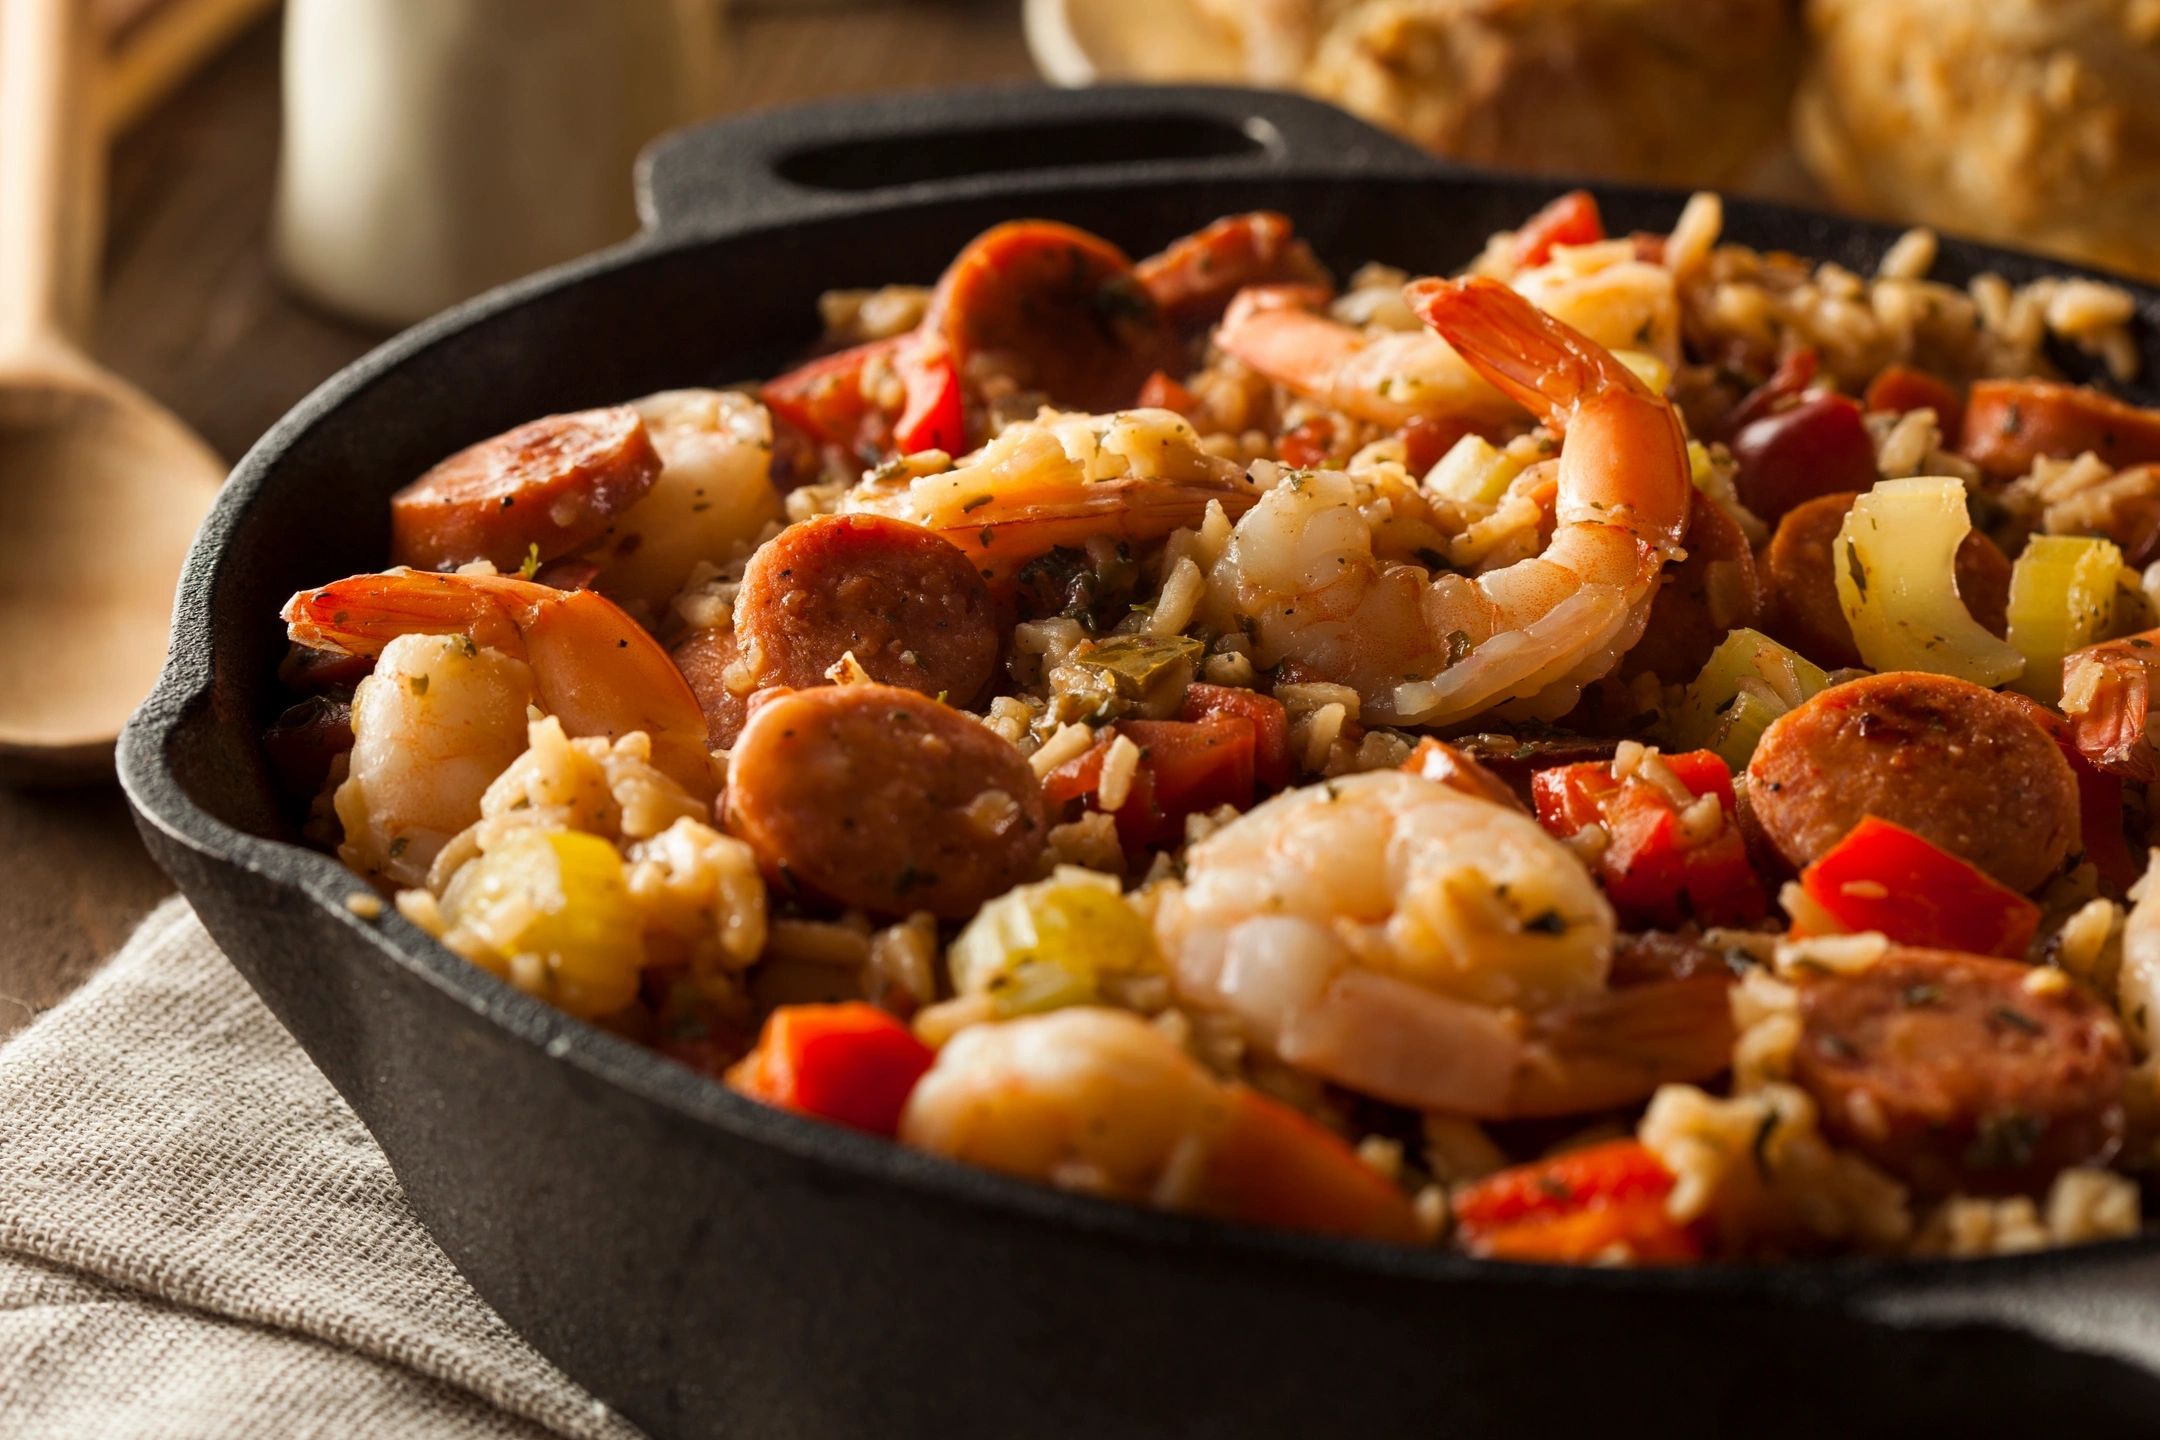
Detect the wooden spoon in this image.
<box><xmin>0</xmin><ymin>0</ymin><xmax>222</xmax><ymax>782</ymax></box>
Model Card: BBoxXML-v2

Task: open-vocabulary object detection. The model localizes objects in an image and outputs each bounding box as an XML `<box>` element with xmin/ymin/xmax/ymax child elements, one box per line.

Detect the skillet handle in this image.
<box><xmin>635</xmin><ymin>84</ymin><xmax>1438</xmax><ymax>239</ymax></box>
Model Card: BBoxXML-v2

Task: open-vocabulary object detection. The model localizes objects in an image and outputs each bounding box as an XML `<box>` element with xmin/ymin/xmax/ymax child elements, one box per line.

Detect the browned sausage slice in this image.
<box><xmin>1758</xmin><ymin>491</ymin><xmax>2011</xmax><ymax>670</ymax></box>
<box><xmin>1746</xmin><ymin>672</ymin><xmax>2077</xmax><ymax>892</ymax></box>
<box><xmin>1622</xmin><ymin>490</ymin><xmax>1762</xmax><ymax>682</ymax></box>
<box><xmin>390</xmin><ymin>407</ymin><xmax>662</xmax><ymax>572</ymax></box>
<box><xmin>724</xmin><ymin>684</ymin><xmax>1047</xmax><ymax>919</ymax></box>
<box><xmin>923</xmin><ymin>220</ymin><xmax>1177</xmax><ymax>412</ymax></box>
<box><xmin>1133</xmin><ymin>212</ymin><xmax>1328</xmax><ymax>333</ymax></box>
<box><xmin>733</xmin><ymin>513</ymin><xmax>1000</xmax><ymax>704</ymax></box>
<box><xmin>671</xmin><ymin>624</ymin><xmax>758</xmax><ymax>751</ymax></box>
<box><xmin>1790</xmin><ymin>948</ymin><xmax>2128</xmax><ymax>1197</ymax></box>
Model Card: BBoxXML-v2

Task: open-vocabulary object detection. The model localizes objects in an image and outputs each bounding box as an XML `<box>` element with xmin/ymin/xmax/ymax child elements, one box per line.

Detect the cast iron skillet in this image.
<box><xmin>120</xmin><ymin>86</ymin><xmax>2160</xmax><ymax>1439</ymax></box>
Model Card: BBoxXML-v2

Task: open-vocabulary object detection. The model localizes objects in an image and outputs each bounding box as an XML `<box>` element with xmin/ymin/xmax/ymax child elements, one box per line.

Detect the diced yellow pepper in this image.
<box><xmin>2006</xmin><ymin>535</ymin><xmax>2123</xmax><ymax>704</ymax></box>
<box><xmin>441</xmin><ymin>829</ymin><xmax>645</xmax><ymax>1018</ymax></box>
<box><xmin>1425</xmin><ymin>434</ymin><xmax>1523</xmax><ymax>507</ymax></box>
<box><xmin>948</xmin><ymin>867</ymin><xmax>1158</xmax><ymax>1019</ymax></box>
<box><xmin>1833</xmin><ymin>477</ymin><xmax>2025</xmax><ymax>687</ymax></box>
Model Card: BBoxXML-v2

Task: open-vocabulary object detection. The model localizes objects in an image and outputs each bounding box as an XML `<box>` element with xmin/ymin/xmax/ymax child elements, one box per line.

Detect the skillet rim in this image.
<box><xmin>117</xmin><ymin>97</ymin><xmax>2160</xmax><ymax>1314</ymax></box>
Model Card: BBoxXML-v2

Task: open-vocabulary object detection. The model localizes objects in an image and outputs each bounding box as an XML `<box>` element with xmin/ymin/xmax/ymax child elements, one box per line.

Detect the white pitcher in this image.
<box><xmin>274</xmin><ymin>0</ymin><xmax>718</xmax><ymax>328</ymax></box>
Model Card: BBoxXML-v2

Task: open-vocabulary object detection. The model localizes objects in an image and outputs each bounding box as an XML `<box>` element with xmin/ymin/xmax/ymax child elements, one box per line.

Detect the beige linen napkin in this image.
<box><xmin>0</xmin><ymin>897</ymin><xmax>646</xmax><ymax>1440</ymax></box>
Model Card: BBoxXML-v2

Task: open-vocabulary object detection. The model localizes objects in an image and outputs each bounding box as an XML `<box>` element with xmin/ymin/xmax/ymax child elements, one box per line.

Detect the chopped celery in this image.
<box><xmin>948</xmin><ymin>867</ymin><xmax>1158</xmax><ymax>1019</ymax></box>
<box><xmin>2006</xmin><ymin>535</ymin><xmax>2123</xmax><ymax>703</ymax></box>
<box><xmin>441</xmin><ymin>830</ymin><xmax>645</xmax><ymax>1018</ymax></box>
<box><xmin>1702</xmin><ymin>686</ymin><xmax>1787</xmax><ymax>770</ymax></box>
<box><xmin>1071</xmin><ymin>635</ymin><xmax>1204</xmax><ymax>701</ymax></box>
<box><xmin>1833</xmin><ymin>477</ymin><xmax>2025</xmax><ymax>687</ymax></box>
<box><xmin>1669</xmin><ymin>627</ymin><xmax>1831</xmax><ymax>757</ymax></box>
<box><xmin>1425</xmin><ymin>433</ymin><xmax>1522</xmax><ymax>506</ymax></box>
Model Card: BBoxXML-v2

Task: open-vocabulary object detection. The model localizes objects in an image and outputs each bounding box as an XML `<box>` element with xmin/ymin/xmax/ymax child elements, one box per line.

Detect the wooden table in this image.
<box><xmin>0</xmin><ymin>1</ymin><xmax>1034</xmax><ymax>1037</ymax></box>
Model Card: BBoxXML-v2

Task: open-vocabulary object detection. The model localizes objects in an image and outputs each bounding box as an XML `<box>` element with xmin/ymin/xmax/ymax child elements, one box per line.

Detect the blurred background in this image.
<box><xmin>8</xmin><ymin>0</ymin><xmax>2158</xmax><ymax>1025</ymax></box>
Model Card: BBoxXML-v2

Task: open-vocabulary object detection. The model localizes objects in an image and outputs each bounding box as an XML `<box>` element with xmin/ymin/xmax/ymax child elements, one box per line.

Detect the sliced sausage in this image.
<box><xmin>1452</xmin><ymin>733</ymin><xmax>1620</xmax><ymax>807</ymax></box>
<box><xmin>1746</xmin><ymin>672</ymin><xmax>2078</xmax><ymax>893</ymax></box>
<box><xmin>1400</xmin><ymin>736</ymin><xmax>1525</xmax><ymax>812</ymax></box>
<box><xmin>733</xmin><ymin>513</ymin><xmax>999</xmax><ymax>704</ymax></box>
<box><xmin>724</xmin><ymin>684</ymin><xmax>1048</xmax><ymax>919</ymax></box>
<box><xmin>923</xmin><ymin>220</ymin><xmax>1177</xmax><ymax>412</ymax></box>
<box><xmin>1133</xmin><ymin>212</ymin><xmax>1327</xmax><ymax>333</ymax></box>
<box><xmin>390</xmin><ymin>407</ymin><xmax>662</xmax><ymax>572</ymax></box>
<box><xmin>1622</xmin><ymin>490</ymin><xmax>1762</xmax><ymax>682</ymax></box>
<box><xmin>262</xmin><ymin>696</ymin><xmax>353</xmax><ymax>810</ymax></box>
<box><xmin>1961</xmin><ymin>380</ymin><xmax>2160</xmax><ymax>482</ymax></box>
<box><xmin>1758</xmin><ymin>491</ymin><xmax>2011</xmax><ymax>670</ymax></box>
<box><xmin>671</xmin><ymin>624</ymin><xmax>757</xmax><ymax>751</ymax></box>
<box><xmin>1790</xmin><ymin>948</ymin><xmax>2128</xmax><ymax>1197</ymax></box>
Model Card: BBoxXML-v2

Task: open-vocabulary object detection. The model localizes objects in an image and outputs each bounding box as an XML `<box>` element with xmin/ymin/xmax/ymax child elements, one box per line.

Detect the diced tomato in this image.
<box><xmin>1136</xmin><ymin>369</ymin><xmax>1199</xmax><ymax>416</ymax></box>
<box><xmin>1396</xmin><ymin>414</ymin><xmax>1474</xmax><ymax>476</ymax></box>
<box><xmin>1531</xmin><ymin>750</ymin><xmax>1766</xmax><ymax>927</ymax></box>
<box><xmin>2003</xmin><ymin>692</ymin><xmax>2143</xmax><ymax>893</ymax></box>
<box><xmin>1454</xmin><ymin>1140</ymin><xmax>1701</xmax><ymax>1265</ymax></box>
<box><xmin>1045</xmin><ymin>716</ymin><xmax>1258</xmax><ymax>852</ymax></box>
<box><xmin>1181</xmin><ymin>683</ymin><xmax>1293</xmax><ymax>791</ymax></box>
<box><xmin>1193</xmin><ymin>1087</ymin><xmax>1422</xmax><ymax>1244</ymax></box>
<box><xmin>1729</xmin><ymin>391</ymin><xmax>1879</xmax><ymax>522</ymax></box>
<box><xmin>1796</xmin><ymin>816</ymin><xmax>2041</xmax><ymax>958</ymax></box>
<box><xmin>1716</xmin><ymin>346</ymin><xmax>1818</xmax><ymax>439</ymax></box>
<box><xmin>1277</xmin><ymin>416</ymin><xmax>1336</xmax><ymax>469</ymax></box>
<box><xmin>1863</xmin><ymin>364</ymin><xmax>1963</xmax><ymax>435</ymax></box>
<box><xmin>725</xmin><ymin>1002</ymin><xmax>935</xmax><ymax>1137</ymax></box>
<box><xmin>892</xmin><ymin>335</ymin><xmax>965</xmax><ymax>455</ymax></box>
<box><xmin>760</xmin><ymin>337</ymin><xmax>901</xmax><ymax>456</ymax></box>
<box><xmin>1512</xmin><ymin>190</ymin><xmax>1604</xmax><ymax>270</ymax></box>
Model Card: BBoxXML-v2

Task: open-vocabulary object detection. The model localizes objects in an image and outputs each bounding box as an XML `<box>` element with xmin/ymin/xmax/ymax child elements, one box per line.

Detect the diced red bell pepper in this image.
<box><xmin>1454</xmin><ymin>1140</ymin><xmax>1701</xmax><ymax>1265</ymax></box>
<box><xmin>1863</xmin><ymin>364</ymin><xmax>1963</xmax><ymax>435</ymax></box>
<box><xmin>1794</xmin><ymin>816</ymin><xmax>2041</xmax><ymax>959</ymax></box>
<box><xmin>725</xmin><ymin>1002</ymin><xmax>935</xmax><ymax>1138</ymax></box>
<box><xmin>892</xmin><ymin>334</ymin><xmax>965</xmax><ymax>455</ymax></box>
<box><xmin>1192</xmin><ymin>1087</ymin><xmax>1422</xmax><ymax>1244</ymax></box>
<box><xmin>1136</xmin><ymin>369</ymin><xmax>1200</xmax><ymax>416</ymax></box>
<box><xmin>1277</xmin><ymin>416</ymin><xmax>1336</xmax><ymax>469</ymax></box>
<box><xmin>1396</xmin><ymin>414</ymin><xmax>1474</xmax><ymax>476</ymax></box>
<box><xmin>1531</xmin><ymin>749</ymin><xmax>1767</xmax><ymax>928</ymax></box>
<box><xmin>1730</xmin><ymin>391</ymin><xmax>1880</xmax><ymax>522</ymax></box>
<box><xmin>1181</xmin><ymin>683</ymin><xmax>1293</xmax><ymax>792</ymax></box>
<box><xmin>761</xmin><ymin>337</ymin><xmax>903</xmax><ymax>459</ymax></box>
<box><xmin>1045</xmin><ymin>716</ymin><xmax>1258</xmax><ymax>853</ymax></box>
<box><xmin>2002</xmin><ymin>692</ymin><xmax>2143</xmax><ymax>894</ymax></box>
<box><xmin>1512</xmin><ymin>190</ymin><xmax>1604</xmax><ymax>270</ymax></box>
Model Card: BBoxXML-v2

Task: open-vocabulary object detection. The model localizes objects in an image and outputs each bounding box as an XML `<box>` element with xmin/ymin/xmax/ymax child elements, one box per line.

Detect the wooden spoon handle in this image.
<box><xmin>0</xmin><ymin>0</ymin><xmax>100</xmax><ymax>354</ymax></box>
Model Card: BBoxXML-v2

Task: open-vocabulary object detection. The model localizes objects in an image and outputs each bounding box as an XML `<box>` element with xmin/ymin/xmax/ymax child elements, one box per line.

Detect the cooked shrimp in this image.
<box><xmin>586</xmin><ymin>388</ymin><xmax>783</xmax><ymax>614</ymax></box>
<box><xmin>1215</xmin><ymin>284</ymin><xmax>1521</xmax><ymax>429</ymax></box>
<box><xmin>2061</xmin><ymin>626</ymin><xmax>2160</xmax><ymax>780</ymax></box>
<box><xmin>333</xmin><ymin>632</ymin><xmax>537</xmax><ymax>888</ymax></box>
<box><xmin>1213</xmin><ymin>247</ymin><xmax>1680</xmax><ymax>431</ymax></box>
<box><xmin>1210</xmin><ymin>277</ymin><xmax>1691</xmax><ymax>724</ymax></box>
<box><xmin>900</xmin><ymin>1007</ymin><xmax>1421</xmax><ymax>1242</ymax></box>
<box><xmin>1154</xmin><ymin>770</ymin><xmax>1733</xmax><ymax>1119</ymax></box>
<box><xmin>283</xmin><ymin>568</ymin><xmax>716</xmax><ymax>800</ymax></box>
<box><xmin>843</xmin><ymin>408</ymin><xmax>1267</xmax><ymax>580</ymax></box>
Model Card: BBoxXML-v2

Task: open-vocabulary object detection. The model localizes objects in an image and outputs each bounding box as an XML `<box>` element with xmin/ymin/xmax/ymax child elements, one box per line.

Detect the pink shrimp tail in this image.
<box><xmin>282</xmin><ymin>568</ymin><xmax>538</xmax><ymax>657</ymax></box>
<box><xmin>1404</xmin><ymin>276</ymin><xmax>1651</xmax><ymax>426</ymax></box>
